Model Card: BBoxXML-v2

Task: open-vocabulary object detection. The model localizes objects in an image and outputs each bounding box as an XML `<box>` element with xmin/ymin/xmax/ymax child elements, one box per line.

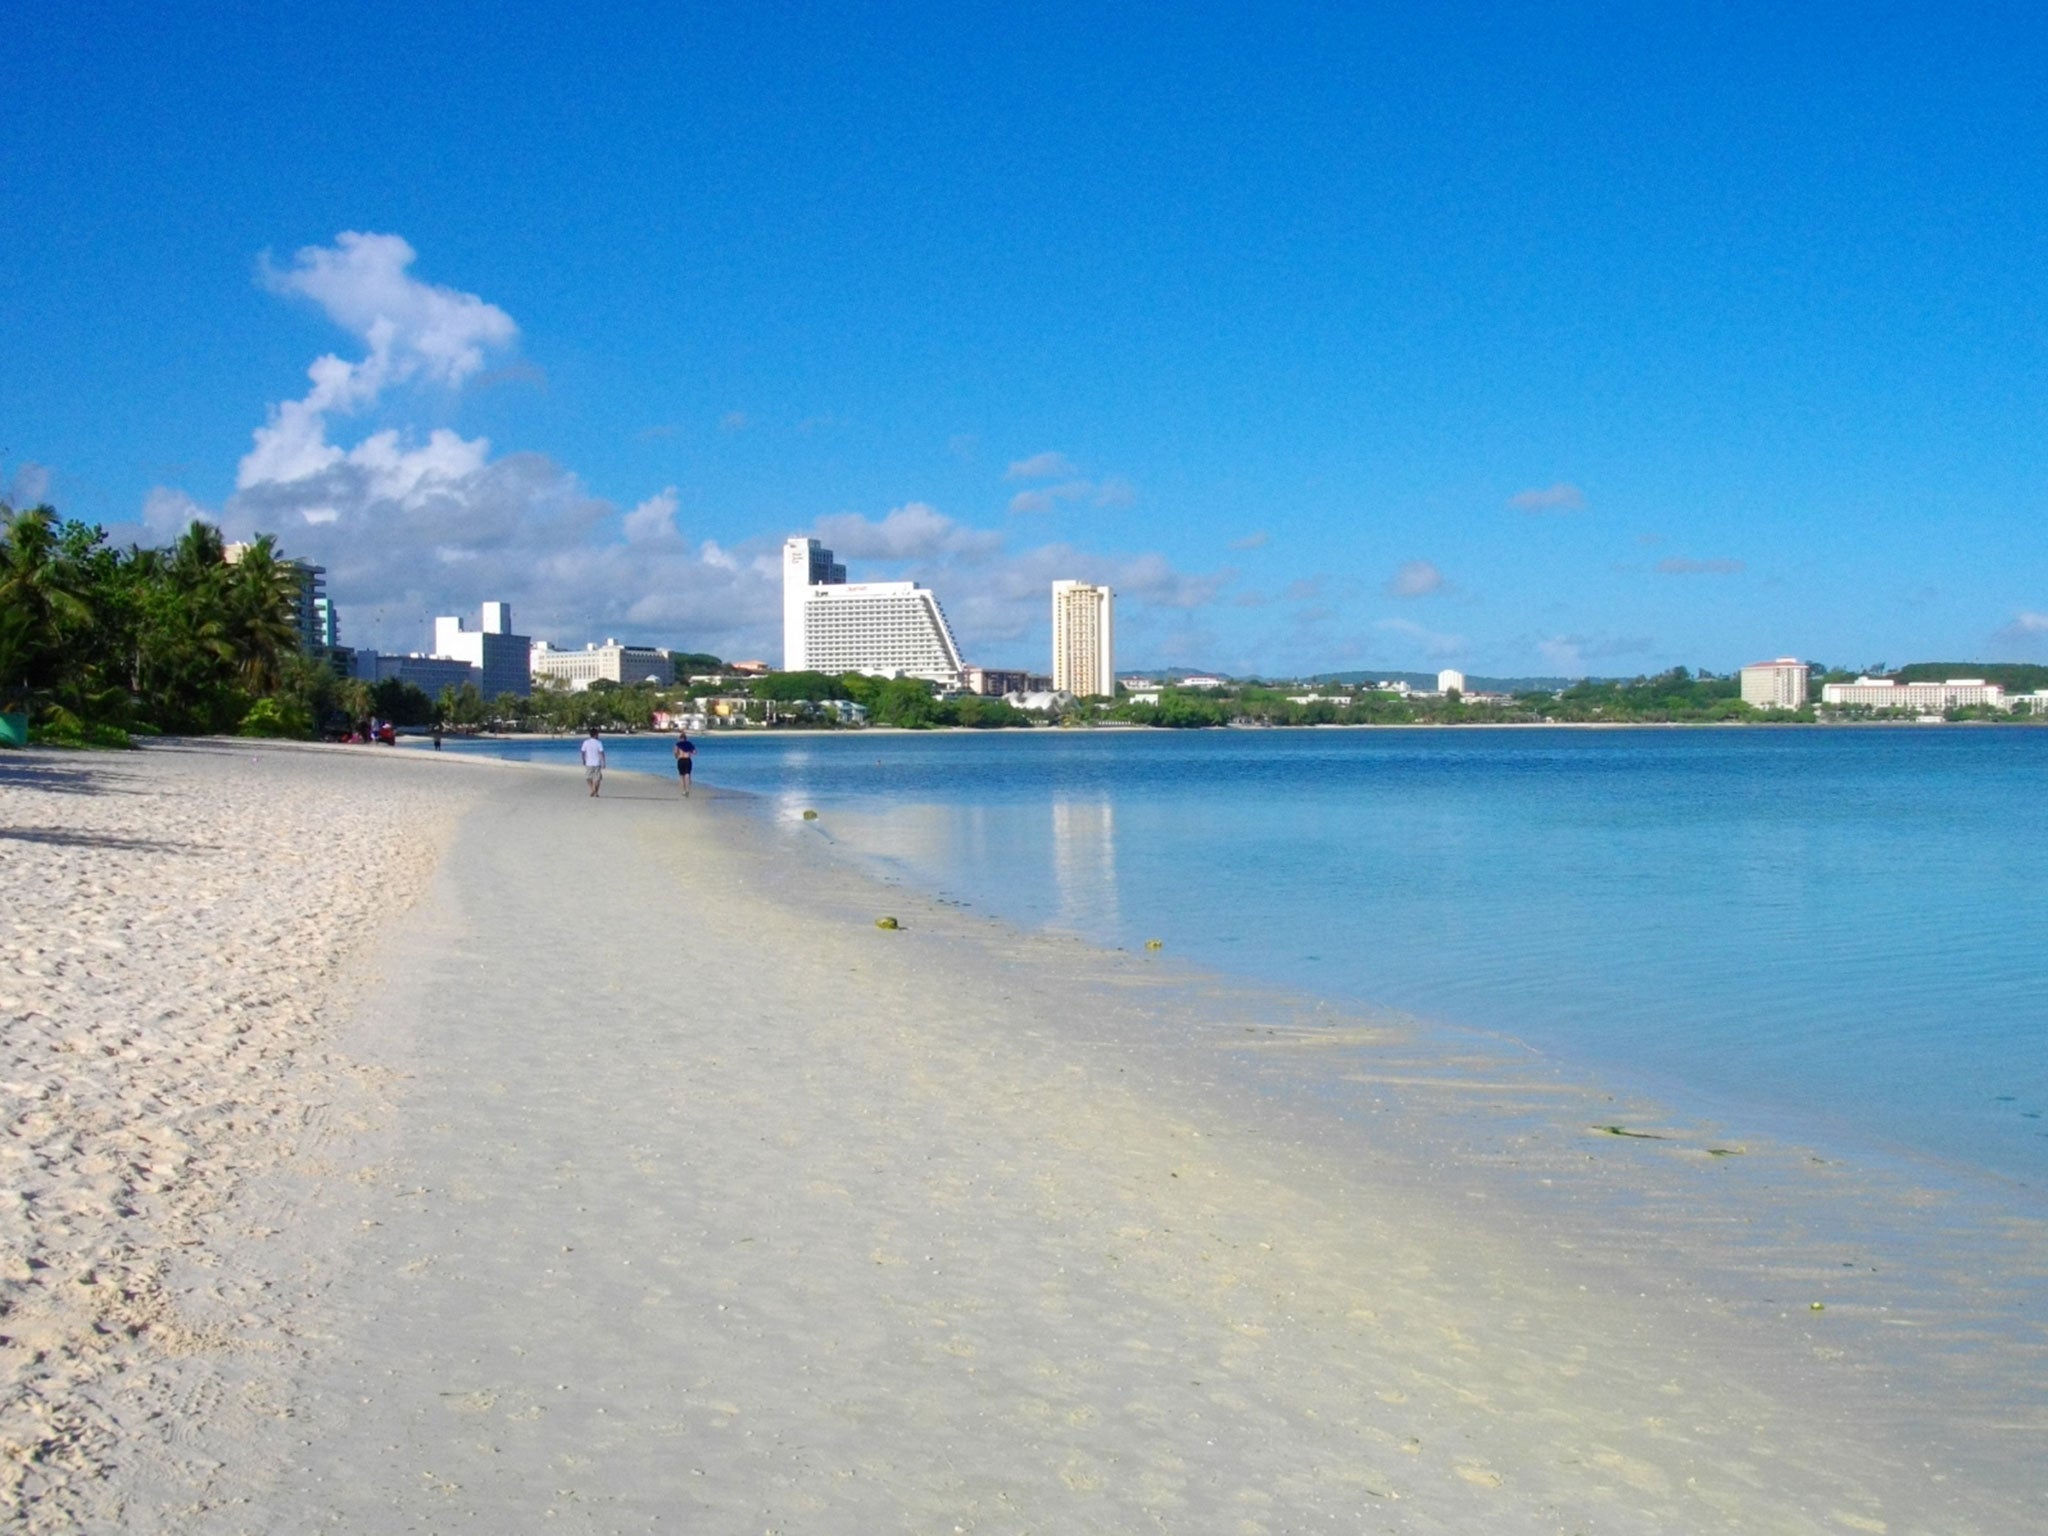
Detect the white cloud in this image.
<box><xmin>149</xmin><ymin>234</ymin><xmax>1214</xmax><ymax>666</ymax></box>
<box><xmin>1657</xmin><ymin>556</ymin><xmax>1744</xmax><ymax>576</ymax></box>
<box><xmin>814</xmin><ymin>502</ymin><xmax>1004</xmax><ymax>562</ymax></box>
<box><xmin>1387</xmin><ymin>559</ymin><xmax>1444</xmax><ymax>597</ymax></box>
<box><xmin>1007</xmin><ymin>450</ymin><xmax>1077</xmax><ymax>481</ymax></box>
<box><xmin>1376</xmin><ymin>617</ymin><xmax>1466</xmax><ymax>660</ymax></box>
<box><xmin>1230</xmin><ymin>530</ymin><xmax>1270</xmax><ymax>550</ymax></box>
<box><xmin>1508</xmin><ymin>482</ymin><xmax>1586</xmax><ymax>513</ymax></box>
<box><xmin>720</xmin><ymin>411</ymin><xmax>751</xmax><ymax>433</ymax></box>
<box><xmin>622</xmin><ymin>487</ymin><xmax>680</xmax><ymax>544</ymax></box>
<box><xmin>4</xmin><ymin>461</ymin><xmax>52</xmax><ymax>507</ymax></box>
<box><xmin>260</xmin><ymin>232</ymin><xmax>517</xmax><ymax>389</ymax></box>
<box><xmin>172</xmin><ymin>235</ymin><xmax>775</xmax><ymax>655</ymax></box>
<box><xmin>142</xmin><ymin>485</ymin><xmax>211</xmax><ymax>538</ymax></box>
<box><xmin>241</xmin><ymin>232</ymin><xmax>517</xmax><ymax>492</ymax></box>
<box><xmin>1994</xmin><ymin>611</ymin><xmax>2048</xmax><ymax>650</ymax></box>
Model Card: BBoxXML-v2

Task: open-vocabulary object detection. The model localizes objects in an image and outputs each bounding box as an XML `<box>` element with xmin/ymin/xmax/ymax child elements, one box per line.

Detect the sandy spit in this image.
<box><xmin>4</xmin><ymin>744</ymin><xmax>2041</xmax><ymax>1533</ymax></box>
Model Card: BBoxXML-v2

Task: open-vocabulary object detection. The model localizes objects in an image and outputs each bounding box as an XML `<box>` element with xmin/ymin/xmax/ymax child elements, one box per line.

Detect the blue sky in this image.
<box><xmin>5</xmin><ymin>2</ymin><xmax>2046</xmax><ymax>675</ymax></box>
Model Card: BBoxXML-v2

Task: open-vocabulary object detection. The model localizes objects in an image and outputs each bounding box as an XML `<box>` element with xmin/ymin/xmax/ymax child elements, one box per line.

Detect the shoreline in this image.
<box><xmin>6</xmin><ymin>744</ymin><xmax>2042</xmax><ymax>1528</ymax></box>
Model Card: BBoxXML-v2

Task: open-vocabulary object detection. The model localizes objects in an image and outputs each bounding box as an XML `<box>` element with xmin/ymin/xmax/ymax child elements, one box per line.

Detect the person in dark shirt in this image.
<box><xmin>673</xmin><ymin>730</ymin><xmax>696</xmax><ymax>797</ymax></box>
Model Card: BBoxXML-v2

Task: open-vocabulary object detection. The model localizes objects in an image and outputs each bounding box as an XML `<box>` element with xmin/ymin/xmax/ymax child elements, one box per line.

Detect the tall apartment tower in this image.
<box><xmin>782</xmin><ymin>535</ymin><xmax>965</xmax><ymax>685</ymax></box>
<box><xmin>1051</xmin><ymin>580</ymin><xmax>1115</xmax><ymax>697</ymax></box>
<box><xmin>1740</xmin><ymin>657</ymin><xmax>1810</xmax><ymax>710</ymax></box>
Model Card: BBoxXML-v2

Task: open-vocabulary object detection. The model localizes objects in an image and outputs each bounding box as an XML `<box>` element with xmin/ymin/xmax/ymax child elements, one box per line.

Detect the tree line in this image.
<box><xmin>1</xmin><ymin>505</ymin><xmax>336</xmax><ymax>745</ymax></box>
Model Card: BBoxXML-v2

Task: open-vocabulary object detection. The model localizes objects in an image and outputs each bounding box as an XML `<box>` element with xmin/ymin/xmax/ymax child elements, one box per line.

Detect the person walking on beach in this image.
<box><xmin>672</xmin><ymin>728</ymin><xmax>695</xmax><ymax>797</ymax></box>
<box><xmin>580</xmin><ymin>727</ymin><xmax>606</xmax><ymax>797</ymax></box>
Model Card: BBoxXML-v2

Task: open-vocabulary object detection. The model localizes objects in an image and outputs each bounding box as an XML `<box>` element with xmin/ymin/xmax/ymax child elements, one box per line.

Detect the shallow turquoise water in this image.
<box><xmin>458</xmin><ymin>727</ymin><xmax>2048</xmax><ymax>1191</ymax></box>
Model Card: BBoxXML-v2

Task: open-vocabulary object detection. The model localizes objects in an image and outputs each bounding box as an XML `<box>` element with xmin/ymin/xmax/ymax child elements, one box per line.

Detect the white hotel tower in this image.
<box><xmin>782</xmin><ymin>536</ymin><xmax>966</xmax><ymax>686</ymax></box>
<box><xmin>1051</xmin><ymin>580</ymin><xmax>1115</xmax><ymax>697</ymax></box>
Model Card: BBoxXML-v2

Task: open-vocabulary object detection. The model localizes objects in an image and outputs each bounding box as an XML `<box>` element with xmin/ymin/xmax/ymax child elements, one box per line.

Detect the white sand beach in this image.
<box><xmin>2</xmin><ymin>742</ymin><xmax>2041</xmax><ymax>1533</ymax></box>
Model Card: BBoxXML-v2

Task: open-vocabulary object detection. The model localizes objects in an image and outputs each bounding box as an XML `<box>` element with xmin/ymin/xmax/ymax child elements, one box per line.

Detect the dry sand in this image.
<box><xmin>2</xmin><ymin>742</ymin><xmax>2041</xmax><ymax>1533</ymax></box>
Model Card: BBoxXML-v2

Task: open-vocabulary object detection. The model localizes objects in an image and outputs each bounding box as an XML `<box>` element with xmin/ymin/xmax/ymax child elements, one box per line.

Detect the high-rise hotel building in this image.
<box><xmin>1051</xmin><ymin>580</ymin><xmax>1115</xmax><ymax>697</ymax></box>
<box><xmin>782</xmin><ymin>536</ymin><xmax>965</xmax><ymax>685</ymax></box>
<box><xmin>1739</xmin><ymin>657</ymin><xmax>1811</xmax><ymax>710</ymax></box>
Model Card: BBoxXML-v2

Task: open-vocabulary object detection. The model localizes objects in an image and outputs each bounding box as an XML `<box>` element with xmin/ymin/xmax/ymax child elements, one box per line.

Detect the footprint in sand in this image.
<box><xmin>1455</xmin><ymin>1462</ymin><xmax>1504</xmax><ymax>1488</ymax></box>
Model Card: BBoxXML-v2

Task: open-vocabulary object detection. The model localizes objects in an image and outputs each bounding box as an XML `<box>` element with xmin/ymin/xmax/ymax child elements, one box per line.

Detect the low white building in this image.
<box><xmin>1821</xmin><ymin>676</ymin><xmax>2006</xmax><ymax>711</ymax></box>
<box><xmin>1740</xmin><ymin>657</ymin><xmax>1810</xmax><ymax>710</ymax></box>
<box><xmin>1179</xmin><ymin>675</ymin><xmax>1228</xmax><ymax>689</ymax></box>
<box><xmin>531</xmin><ymin>639</ymin><xmax>674</xmax><ymax>691</ymax></box>
<box><xmin>1006</xmin><ymin>690</ymin><xmax>1074</xmax><ymax>712</ymax></box>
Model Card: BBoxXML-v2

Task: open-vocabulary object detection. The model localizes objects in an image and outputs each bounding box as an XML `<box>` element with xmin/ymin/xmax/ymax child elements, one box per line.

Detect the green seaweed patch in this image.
<box><xmin>1705</xmin><ymin>1146</ymin><xmax>1746</xmax><ymax>1157</ymax></box>
<box><xmin>1593</xmin><ymin>1125</ymin><xmax>1669</xmax><ymax>1139</ymax></box>
<box><xmin>874</xmin><ymin>916</ymin><xmax>900</xmax><ymax>930</ymax></box>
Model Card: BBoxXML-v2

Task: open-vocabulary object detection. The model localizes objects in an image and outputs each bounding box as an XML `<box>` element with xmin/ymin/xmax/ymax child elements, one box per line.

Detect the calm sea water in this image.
<box><xmin>459</xmin><ymin>727</ymin><xmax>2048</xmax><ymax>1190</ymax></box>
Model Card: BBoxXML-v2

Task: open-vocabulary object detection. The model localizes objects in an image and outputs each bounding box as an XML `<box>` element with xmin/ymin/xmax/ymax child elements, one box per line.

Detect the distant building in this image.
<box><xmin>1740</xmin><ymin>657</ymin><xmax>1810</xmax><ymax>710</ymax></box>
<box><xmin>531</xmin><ymin>639</ymin><xmax>674</xmax><ymax>691</ymax></box>
<box><xmin>1437</xmin><ymin>669</ymin><xmax>1466</xmax><ymax>695</ymax></box>
<box><xmin>434</xmin><ymin>601</ymin><xmax>531</xmax><ymax>698</ymax></box>
<box><xmin>783</xmin><ymin>536</ymin><xmax>964</xmax><ymax>685</ymax></box>
<box><xmin>374</xmin><ymin>654</ymin><xmax>478</xmax><ymax>695</ymax></box>
<box><xmin>1051</xmin><ymin>580</ymin><xmax>1115</xmax><ymax>697</ymax></box>
<box><xmin>963</xmin><ymin>666</ymin><xmax>1048</xmax><ymax>696</ymax></box>
<box><xmin>1821</xmin><ymin>676</ymin><xmax>2006</xmax><ymax>712</ymax></box>
<box><xmin>225</xmin><ymin>542</ymin><xmax>333</xmax><ymax>656</ymax></box>
<box><xmin>728</xmin><ymin>659</ymin><xmax>771</xmax><ymax>676</ymax></box>
<box><xmin>1180</xmin><ymin>675</ymin><xmax>1228</xmax><ymax>690</ymax></box>
<box><xmin>1008</xmin><ymin>690</ymin><xmax>1074</xmax><ymax>713</ymax></box>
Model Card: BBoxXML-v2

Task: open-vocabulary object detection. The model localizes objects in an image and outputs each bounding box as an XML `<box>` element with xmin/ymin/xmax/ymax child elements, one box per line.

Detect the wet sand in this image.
<box><xmin>3</xmin><ymin>743</ymin><xmax>2041</xmax><ymax>1532</ymax></box>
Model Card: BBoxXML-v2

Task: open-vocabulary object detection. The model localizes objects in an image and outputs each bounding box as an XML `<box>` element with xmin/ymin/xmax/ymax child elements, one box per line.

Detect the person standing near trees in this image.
<box><xmin>580</xmin><ymin>727</ymin><xmax>606</xmax><ymax>797</ymax></box>
<box><xmin>672</xmin><ymin>728</ymin><xmax>695</xmax><ymax>797</ymax></box>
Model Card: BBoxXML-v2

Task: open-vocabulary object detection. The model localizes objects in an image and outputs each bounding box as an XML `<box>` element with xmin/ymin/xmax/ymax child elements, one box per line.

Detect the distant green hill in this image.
<box><xmin>1893</xmin><ymin>662</ymin><xmax>2048</xmax><ymax>691</ymax></box>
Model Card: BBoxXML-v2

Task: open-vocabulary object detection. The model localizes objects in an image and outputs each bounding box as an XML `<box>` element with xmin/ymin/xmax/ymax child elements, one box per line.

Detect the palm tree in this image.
<box><xmin>219</xmin><ymin>534</ymin><xmax>304</xmax><ymax>696</ymax></box>
<box><xmin>0</xmin><ymin>505</ymin><xmax>93</xmax><ymax>710</ymax></box>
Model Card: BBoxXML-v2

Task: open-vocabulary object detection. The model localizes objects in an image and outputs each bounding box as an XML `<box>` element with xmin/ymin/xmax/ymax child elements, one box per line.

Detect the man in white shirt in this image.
<box><xmin>579</xmin><ymin>728</ymin><xmax>606</xmax><ymax>796</ymax></box>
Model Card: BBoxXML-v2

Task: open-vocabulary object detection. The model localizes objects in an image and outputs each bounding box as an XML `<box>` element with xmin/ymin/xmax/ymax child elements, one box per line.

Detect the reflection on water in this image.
<box><xmin>1051</xmin><ymin>798</ymin><xmax>1117</xmax><ymax>934</ymax></box>
<box><xmin>450</xmin><ymin>727</ymin><xmax>2048</xmax><ymax>1189</ymax></box>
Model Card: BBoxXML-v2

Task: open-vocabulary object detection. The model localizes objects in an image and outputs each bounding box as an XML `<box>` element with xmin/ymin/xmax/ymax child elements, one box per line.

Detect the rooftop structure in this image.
<box><xmin>782</xmin><ymin>536</ymin><xmax>964</xmax><ymax>685</ymax></box>
<box><xmin>1051</xmin><ymin>580</ymin><xmax>1116</xmax><ymax>697</ymax></box>
<box><xmin>434</xmin><ymin>601</ymin><xmax>531</xmax><ymax>698</ymax></box>
<box><xmin>1740</xmin><ymin>657</ymin><xmax>1810</xmax><ymax>710</ymax></box>
<box><xmin>531</xmin><ymin>639</ymin><xmax>674</xmax><ymax>692</ymax></box>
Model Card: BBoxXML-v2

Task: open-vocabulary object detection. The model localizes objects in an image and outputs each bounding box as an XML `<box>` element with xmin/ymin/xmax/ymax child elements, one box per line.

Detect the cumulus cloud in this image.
<box><xmin>1657</xmin><ymin>557</ymin><xmax>1744</xmax><ymax>576</ymax></box>
<box><xmin>147</xmin><ymin>234</ymin><xmax>1216</xmax><ymax>665</ymax></box>
<box><xmin>1994</xmin><ymin>611</ymin><xmax>2048</xmax><ymax>650</ymax></box>
<box><xmin>1508</xmin><ymin>482</ymin><xmax>1585</xmax><ymax>513</ymax></box>
<box><xmin>1007</xmin><ymin>450</ymin><xmax>1077</xmax><ymax>481</ymax></box>
<box><xmin>813</xmin><ymin>502</ymin><xmax>1004</xmax><ymax>562</ymax></box>
<box><xmin>622</xmin><ymin>487</ymin><xmax>680</xmax><ymax>544</ymax></box>
<box><xmin>1376</xmin><ymin>617</ymin><xmax>1466</xmax><ymax>660</ymax></box>
<box><xmin>165</xmin><ymin>234</ymin><xmax>778</xmax><ymax>655</ymax></box>
<box><xmin>260</xmin><ymin>232</ymin><xmax>517</xmax><ymax>389</ymax></box>
<box><xmin>1387</xmin><ymin>559</ymin><xmax>1444</xmax><ymax>597</ymax></box>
